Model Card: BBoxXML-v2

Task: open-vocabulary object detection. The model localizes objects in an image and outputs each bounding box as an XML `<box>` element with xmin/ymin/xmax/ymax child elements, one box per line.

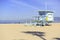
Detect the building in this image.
<box><xmin>34</xmin><ymin>11</ymin><xmax>54</xmax><ymax>26</ymax></box>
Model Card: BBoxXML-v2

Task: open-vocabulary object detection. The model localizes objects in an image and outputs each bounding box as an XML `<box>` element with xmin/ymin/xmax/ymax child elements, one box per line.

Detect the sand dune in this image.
<box><xmin>0</xmin><ymin>23</ymin><xmax>60</xmax><ymax>40</ymax></box>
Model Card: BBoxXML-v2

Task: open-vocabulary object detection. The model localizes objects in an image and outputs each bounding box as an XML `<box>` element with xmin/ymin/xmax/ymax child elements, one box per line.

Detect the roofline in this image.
<box><xmin>38</xmin><ymin>11</ymin><xmax>54</xmax><ymax>13</ymax></box>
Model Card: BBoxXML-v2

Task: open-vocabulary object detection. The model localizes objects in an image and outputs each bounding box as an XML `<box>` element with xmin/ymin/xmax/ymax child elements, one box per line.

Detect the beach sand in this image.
<box><xmin>0</xmin><ymin>23</ymin><xmax>60</xmax><ymax>40</ymax></box>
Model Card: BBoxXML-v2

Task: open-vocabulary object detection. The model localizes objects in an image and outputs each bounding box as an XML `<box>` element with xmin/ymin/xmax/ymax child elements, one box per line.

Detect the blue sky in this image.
<box><xmin>0</xmin><ymin>0</ymin><xmax>60</xmax><ymax>20</ymax></box>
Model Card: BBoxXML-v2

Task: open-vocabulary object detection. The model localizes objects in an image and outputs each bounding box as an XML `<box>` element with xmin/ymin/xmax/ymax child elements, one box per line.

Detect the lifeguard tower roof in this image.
<box><xmin>39</xmin><ymin>11</ymin><xmax>53</xmax><ymax>15</ymax></box>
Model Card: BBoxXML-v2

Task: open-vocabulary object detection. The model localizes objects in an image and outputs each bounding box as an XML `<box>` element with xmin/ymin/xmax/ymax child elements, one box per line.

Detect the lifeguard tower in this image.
<box><xmin>34</xmin><ymin>11</ymin><xmax>54</xmax><ymax>26</ymax></box>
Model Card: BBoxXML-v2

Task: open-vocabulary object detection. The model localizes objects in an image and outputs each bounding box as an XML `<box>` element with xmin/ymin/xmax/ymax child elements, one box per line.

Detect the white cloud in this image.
<box><xmin>9</xmin><ymin>0</ymin><xmax>40</xmax><ymax>10</ymax></box>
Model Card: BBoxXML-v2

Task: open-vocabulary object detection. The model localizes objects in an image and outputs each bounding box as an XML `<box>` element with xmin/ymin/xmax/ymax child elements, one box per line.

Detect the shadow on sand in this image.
<box><xmin>22</xmin><ymin>31</ymin><xmax>46</xmax><ymax>40</ymax></box>
<box><xmin>54</xmin><ymin>38</ymin><xmax>60</xmax><ymax>40</ymax></box>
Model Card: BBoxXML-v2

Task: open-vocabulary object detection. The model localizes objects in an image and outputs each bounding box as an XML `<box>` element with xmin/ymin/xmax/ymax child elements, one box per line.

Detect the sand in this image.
<box><xmin>0</xmin><ymin>23</ymin><xmax>60</xmax><ymax>40</ymax></box>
